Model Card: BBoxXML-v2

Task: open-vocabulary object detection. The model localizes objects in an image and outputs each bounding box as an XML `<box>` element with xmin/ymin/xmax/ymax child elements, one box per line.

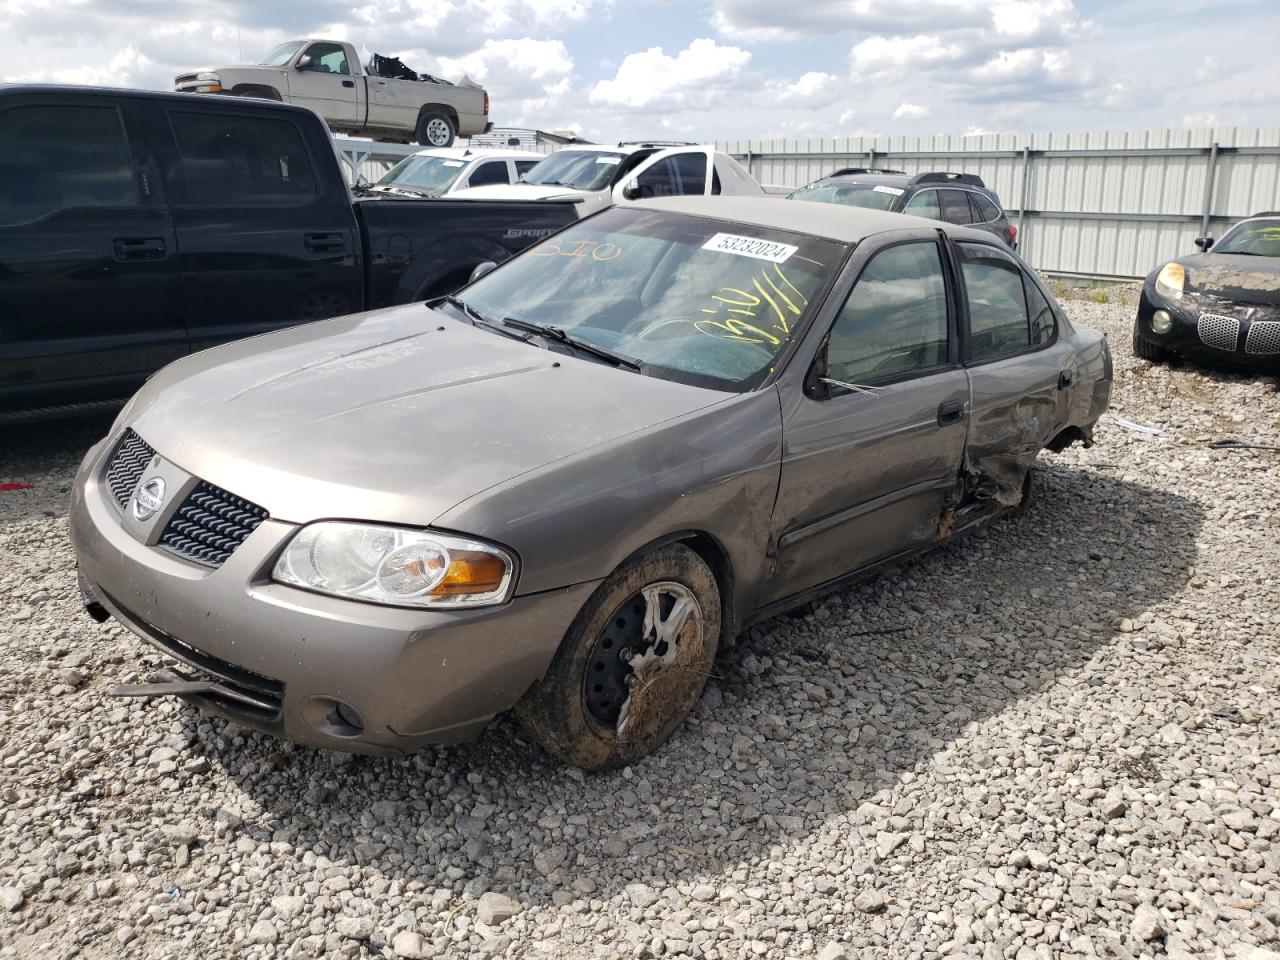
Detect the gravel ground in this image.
<box><xmin>2</xmin><ymin>297</ymin><xmax>1279</xmax><ymax>960</ymax></box>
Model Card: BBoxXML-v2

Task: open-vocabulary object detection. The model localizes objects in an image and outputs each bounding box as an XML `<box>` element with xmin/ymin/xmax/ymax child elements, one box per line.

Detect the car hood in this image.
<box><xmin>1175</xmin><ymin>252</ymin><xmax>1280</xmax><ymax>305</ymax></box>
<box><xmin>449</xmin><ymin>183</ymin><xmax>598</xmax><ymax>202</ymax></box>
<box><xmin>127</xmin><ymin>306</ymin><xmax>727</xmax><ymax>527</ymax></box>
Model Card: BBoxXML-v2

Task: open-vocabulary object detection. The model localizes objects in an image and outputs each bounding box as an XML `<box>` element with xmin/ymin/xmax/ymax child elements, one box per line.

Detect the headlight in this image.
<box><xmin>1155</xmin><ymin>262</ymin><xmax>1185</xmax><ymax>300</ymax></box>
<box><xmin>273</xmin><ymin>522</ymin><xmax>515</xmax><ymax>608</ymax></box>
<box><xmin>196</xmin><ymin>72</ymin><xmax>220</xmax><ymax>81</ymax></box>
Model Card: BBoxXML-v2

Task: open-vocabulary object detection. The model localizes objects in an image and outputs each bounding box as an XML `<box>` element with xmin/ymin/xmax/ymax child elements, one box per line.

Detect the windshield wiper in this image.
<box><xmin>432</xmin><ymin>296</ymin><xmax>532</xmax><ymax>343</ymax></box>
<box><xmin>500</xmin><ymin>318</ymin><xmax>642</xmax><ymax>371</ymax></box>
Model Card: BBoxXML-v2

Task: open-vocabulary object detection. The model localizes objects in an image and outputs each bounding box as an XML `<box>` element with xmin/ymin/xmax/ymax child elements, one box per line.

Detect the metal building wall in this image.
<box><xmin>719</xmin><ymin>128</ymin><xmax>1280</xmax><ymax>279</ymax></box>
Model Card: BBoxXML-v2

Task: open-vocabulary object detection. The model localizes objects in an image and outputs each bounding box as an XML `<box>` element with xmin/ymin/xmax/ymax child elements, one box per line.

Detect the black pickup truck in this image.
<box><xmin>0</xmin><ymin>85</ymin><xmax>577</xmax><ymax>422</ymax></box>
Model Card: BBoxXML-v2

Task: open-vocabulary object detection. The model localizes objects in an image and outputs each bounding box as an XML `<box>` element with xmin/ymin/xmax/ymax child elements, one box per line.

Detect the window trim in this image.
<box><xmin>951</xmin><ymin>239</ymin><xmax>1059</xmax><ymax>366</ymax></box>
<box><xmin>967</xmin><ymin>191</ymin><xmax>1004</xmax><ymax>225</ymax></box>
<box><xmin>807</xmin><ymin>233</ymin><xmax>961</xmax><ymax>396</ymax></box>
<box><xmin>162</xmin><ymin>107</ymin><xmax>322</xmax><ymax>209</ymax></box>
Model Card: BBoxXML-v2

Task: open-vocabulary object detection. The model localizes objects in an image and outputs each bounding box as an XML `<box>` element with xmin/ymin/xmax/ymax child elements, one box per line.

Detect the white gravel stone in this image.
<box><xmin>392</xmin><ymin>930</ymin><xmax>428</xmax><ymax>958</ymax></box>
<box><xmin>476</xmin><ymin>891</ymin><xmax>521</xmax><ymax>925</ymax></box>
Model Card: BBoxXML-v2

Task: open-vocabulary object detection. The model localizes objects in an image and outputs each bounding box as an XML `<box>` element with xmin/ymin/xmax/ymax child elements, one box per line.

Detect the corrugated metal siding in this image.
<box><xmin>720</xmin><ymin>127</ymin><xmax>1280</xmax><ymax>278</ymax></box>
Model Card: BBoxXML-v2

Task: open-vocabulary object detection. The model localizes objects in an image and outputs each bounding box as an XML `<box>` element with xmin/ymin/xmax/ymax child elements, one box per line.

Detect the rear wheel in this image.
<box><xmin>416</xmin><ymin>111</ymin><xmax>456</xmax><ymax>148</ymax></box>
<box><xmin>515</xmin><ymin>544</ymin><xmax>720</xmax><ymax>770</ymax></box>
<box><xmin>1132</xmin><ymin>326</ymin><xmax>1171</xmax><ymax>363</ymax></box>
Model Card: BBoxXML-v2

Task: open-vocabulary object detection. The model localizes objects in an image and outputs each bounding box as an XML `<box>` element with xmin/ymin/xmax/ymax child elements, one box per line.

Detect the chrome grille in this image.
<box><xmin>1197</xmin><ymin>313</ymin><xmax>1241</xmax><ymax>351</ymax></box>
<box><xmin>103</xmin><ymin>430</ymin><xmax>155</xmax><ymax>509</ymax></box>
<box><xmin>158</xmin><ymin>481</ymin><xmax>268</xmax><ymax>568</ymax></box>
<box><xmin>1245</xmin><ymin>320</ymin><xmax>1280</xmax><ymax>355</ymax></box>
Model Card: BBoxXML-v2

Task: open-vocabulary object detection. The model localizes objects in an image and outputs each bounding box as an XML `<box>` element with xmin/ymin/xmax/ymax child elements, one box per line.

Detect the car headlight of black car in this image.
<box><xmin>1154</xmin><ymin>262</ymin><xmax>1185</xmax><ymax>301</ymax></box>
<box><xmin>273</xmin><ymin>522</ymin><xmax>515</xmax><ymax>608</ymax></box>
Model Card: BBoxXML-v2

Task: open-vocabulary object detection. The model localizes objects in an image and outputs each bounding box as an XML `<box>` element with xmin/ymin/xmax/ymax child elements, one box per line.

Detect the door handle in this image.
<box><xmin>113</xmin><ymin>237</ymin><xmax>166</xmax><ymax>261</ymax></box>
<box><xmin>937</xmin><ymin>399</ymin><xmax>966</xmax><ymax>425</ymax></box>
<box><xmin>342</xmin><ymin>80</ymin><xmax>355</xmax><ymax>88</ymax></box>
<box><xmin>1058</xmin><ymin>369</ymin><xmax>1075</xmax><ymax>389</ymax></box>
<box><xmin>304</xmin><ymin>232</ymin><xmax>345</xmax><ymax>254</ymax></box>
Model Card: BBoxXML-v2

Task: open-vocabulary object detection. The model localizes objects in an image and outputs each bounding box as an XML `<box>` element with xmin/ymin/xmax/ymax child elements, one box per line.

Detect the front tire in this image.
<box><xmin>416</xmin><ymin>111</ymin><xmax>456</xmax><ymax>148</ymax></box>
<box><xmin>515</xmin><ymin>544</ymin><xmax>720</xmax><ymax>770</ymax></box>
<box><xmin>1132</xmin><ymin>326</ymin><xmax>1171</xmax><ymax>363</ymax></box>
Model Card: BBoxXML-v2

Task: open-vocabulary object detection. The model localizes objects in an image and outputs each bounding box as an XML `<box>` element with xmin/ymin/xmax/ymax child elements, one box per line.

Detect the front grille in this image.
<box><xmin>104</xmin><ymin>591</ymin><xmax>284</xmax><ymax>719</ymax></box>
<box><xmin>104</xmin><ymin>429</ymin><xmax>155</xmax><ymax>509</ymax></box>
<box><xmin>1245</xmin><ymin>320</ymin><xmax>1280</xmax><ymax>355</ymax></box>
<box><xmin>158</xmin><ymin>481</ymin><xmax>268</xmax><ymax>568</ymax></box>
<box><xmin>1197</xmin><ymin>313</ymin><xmax>1241</xmax><ymax>351</ymax></box>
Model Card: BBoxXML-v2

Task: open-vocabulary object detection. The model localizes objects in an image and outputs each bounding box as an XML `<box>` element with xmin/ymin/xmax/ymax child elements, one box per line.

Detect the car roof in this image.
<box><xmin>637</xmin><ymin>196</ymin><xmax>990</xmax><ymax>244</ymax></box>
<box><xmin>0</xmin><ymin>83</ymin><xmax>313</xmax><ymax>117</ymax></box>
<box><xmin>815</xmin><ymin>173</ymin><xmax>910</xmax><ymax>187</ymax></box>
<box><xmin>411</xmin><ymin>147</ymin><xmax>545</xmax><ymax>160</ymax></box>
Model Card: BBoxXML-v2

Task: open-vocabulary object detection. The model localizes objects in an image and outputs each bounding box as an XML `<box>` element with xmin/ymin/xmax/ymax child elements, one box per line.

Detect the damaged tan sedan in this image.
<box><xmin>71</xmin><ymin>198</ymin><xmax>1112</xmax><ymax>769</ymax></box>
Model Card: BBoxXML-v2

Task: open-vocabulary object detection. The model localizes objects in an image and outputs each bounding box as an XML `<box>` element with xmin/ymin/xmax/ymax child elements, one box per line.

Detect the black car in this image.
<box><xmin>788</xmin><ymin>169</ymin><xmax>1017</xmax><ymax>249</ymax></box>
<box><xmin>1133</xmin><ymin>214</ymin><xmax>1280</xmax><ymax>372</ymax></box>
<box><xmin>0</xmin><ymin>85</ymin><xmax>579</xmax><ymax>424</ymax></box>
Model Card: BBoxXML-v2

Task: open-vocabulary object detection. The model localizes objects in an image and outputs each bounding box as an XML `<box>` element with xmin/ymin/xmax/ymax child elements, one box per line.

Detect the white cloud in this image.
<box><xmin>893</xmin><ymin>102</ymin><xmax>931</xmax><ymax>120</ymax></box>
<box><xmin>850</xmin><ymin>35</ymin><xmax>964</xmax><ymax>78</ymax></box>
<box><xmin>589</xmin><ymin>38</ymin><xmax>750</xmax><ymax>111</ymax></box>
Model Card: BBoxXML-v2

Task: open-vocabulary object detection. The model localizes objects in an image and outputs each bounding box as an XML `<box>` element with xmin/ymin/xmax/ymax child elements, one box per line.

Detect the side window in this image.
<box><xmin>168</xmin><ymin>112</ymin><xmax>317</xmax><ymax>205</ymax></box>
<box><xmin>826</xmin><ymin>241</ymin><xmax>950</xmax><ymax>385</ymax></box>
<box><xmin>1025</xmin><ymin>276</ymin><xmax>1058</xmax><ymax>345</ymax></box>
<box><xmin>0</xmin><ymin>104</ymin><xmax>138</xmax><ymax>226</ymax></box>
<box><xmin>711</xmin><ymin>167</ymin><xmax>722</xmax><ymax>195</ymax></box>
<box><xmin>974</xmin><ymin>194</ymin><xmax>1001</xmax><ymax>223</ymax></box>
<box><xmin>467</xmin><ymin>161</ymin><xmax>509</xmax><ymax>187</ymax></box>
<box><xmin>302</xmin><ymin>43</ymin><xmax>350</xmax><ymax>75</ymax></box>
<box><xmin>633</xmin><ymin>157</ymin><xmax>679</xmax><ymax>198</ymax></box>
<box><xmin>902</xmin><ymin>189</ymin><xmax>940</xmax><ymax>220</ymax></box>
<box><xmin>939</xmin><ymin>189</ymin><xmax>975</xmax><ymax>224</ymax></box>
<box><xmin>671</xmin><ymin>152</ymin><xmax>708</xmax><ymax>195</ymax></box>
<box><xmin>958</xmin><ymin>242</ymin><xmax>1031</xmax><ymax>360</ymax></box>
<box><xmin>514</xmin><ymin>159</ymin><xmax>540</xmax><ymax>177</ymax></box>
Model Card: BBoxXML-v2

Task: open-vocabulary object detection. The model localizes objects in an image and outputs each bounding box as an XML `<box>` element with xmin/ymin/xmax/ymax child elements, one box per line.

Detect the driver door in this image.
<box><xmin>613</xmin><ymin>148</ymin><xmax>712</xmax><ymax>203</ymax></box>
<box><xmin>764</xmin><ymin>231</ymin><xmax>970</xmax><ymax>604</ymax></box>
<box><xmin>288</xmin><ymin>43</ymin><xmax>359</xmax><ymax>124</ymax></box>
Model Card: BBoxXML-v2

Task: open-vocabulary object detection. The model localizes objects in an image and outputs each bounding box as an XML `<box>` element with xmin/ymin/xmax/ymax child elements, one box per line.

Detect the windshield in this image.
<box><xmin>522</xmin><ymin>150</ymin><xmax>627</xmax><ymax>191</ymax></box>
<box><xmin>461</xmin><ymin>208</ymin><xmax>843</xmax><ymax>391</ymax></box>
<box><xmin>376</xmin><ymin>155</ymin><xmax>467</xmax><ymax>194</ymax></box>
<box><xmin>259</xmin><ymin>42</ymin><xmax>305</xmax><ymax>66</ymax></box>
<box><xmin>788</xmin><ymin>181</ymin><xmax>900</xmax><ymax>211</ymax></box>
<box><xmin>1214</xmin><ymin>219</ymin><xmax>1280</xmax><ymax>257</ymax></box>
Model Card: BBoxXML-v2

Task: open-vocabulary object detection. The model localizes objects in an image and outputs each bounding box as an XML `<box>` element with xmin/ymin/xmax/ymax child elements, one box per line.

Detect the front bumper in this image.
<box><xmin>70</xmin><ymin>433</ymin><xmax>597</xmax><ymax>755</ymax></box>
<box><xmin>1136</xmin><ymin>284</ymin><xmax>1280</xmax><ymax>371</ymax></box>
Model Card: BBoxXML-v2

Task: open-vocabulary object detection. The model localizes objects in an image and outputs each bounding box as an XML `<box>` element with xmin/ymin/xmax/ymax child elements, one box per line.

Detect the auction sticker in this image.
<box><xmin>873</xmin><ymin>185</ymin><xmax>904</xmax><ymax>195</ymax></box>
<box><xmin>595</xmin><ymin>156</ymin><xmax>621</xmax><ymax>164</ymax></box>
<box><xmin>442</xmin><ymin>160</ymin><xmax>465</xmax><ymax>167</ymax></box>
<box><xmin>701</xmin><ymin>232</ymin><xmax>798</xmax><ymax>263</ymax></box>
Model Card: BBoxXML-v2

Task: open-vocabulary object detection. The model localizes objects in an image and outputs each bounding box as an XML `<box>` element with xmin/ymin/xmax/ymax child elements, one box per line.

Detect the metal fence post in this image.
<box><xmin>1200</xmin><ymin>142</ymin><xmax>1219</xmax><ymax>237</ymax></box>
<box><xmin>1017</xmin><ymin>146</ymin><xmax>1031</xmax><ymax>251</ymax></box>
<box><xmin>867</xmin><ymin>148</ymin><xmax>875</xmax><ymax>170</ymax></box>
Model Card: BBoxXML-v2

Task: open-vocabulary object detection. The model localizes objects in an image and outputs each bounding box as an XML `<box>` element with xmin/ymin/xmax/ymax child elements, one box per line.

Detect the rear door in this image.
<box><xmin>765</xmin><ymin>230</ymin><xmax>969</xmax><ymax>604</ymax></box>
<box><xmin>288</xmin><ymin>42</ymin><xmax>360</xmax><ymax>124</ymax></box>
<box><xmin>0</xmin><ymin>93</ymin><xmax>183</xmax><ymax>412</ymax></box>
<box><xmin>955</xmin><ymin>240</ymin><xmax>1071</xmax><ymax>497</ymax></box>
<box><xmin>152</xmin><ymin>100</ymin><xmax>361</xmax><ymax>351</ymax></box>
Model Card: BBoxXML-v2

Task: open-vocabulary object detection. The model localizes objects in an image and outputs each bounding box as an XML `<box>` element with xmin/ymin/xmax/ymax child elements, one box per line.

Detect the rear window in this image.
<box><xmin>167</xmin><ymin>111</ymin><xmax>318</xmax><ymax>205</ymax></box>
<box><xmin>0</xmin><ymin>104</ymin><xmax>138</xmax><ymax>226</ymax></box>
<box><xmin>789</xmin><ymin>181</ymin><xmax>899</xmax><ymax>211</ymax></box>
<box><xmin>973</xmin><ymin>194</ymin><xmax>1002</xmax><ymax>223</ymax></box>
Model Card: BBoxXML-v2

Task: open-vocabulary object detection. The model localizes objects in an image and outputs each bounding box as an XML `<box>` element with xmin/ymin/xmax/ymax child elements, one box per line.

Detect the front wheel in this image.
<box><xmin>1132</xmin><ymin>326</ymin><xmax>1171</xmax><ymax>363</ymax></box>
<box><xmin>515</xmin><ymin>544</ymin><xmax>720</xmax><ymax>770</ymax></box>
<box><xmin>416</xmin><ymin>111</ymin><xmax>456</xmax><ymax>148</ymax></box>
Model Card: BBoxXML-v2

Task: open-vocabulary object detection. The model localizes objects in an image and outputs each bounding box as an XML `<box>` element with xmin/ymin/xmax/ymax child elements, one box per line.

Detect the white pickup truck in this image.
<box><xmin>175</xmin><ymin>40</ymin><xmax>490</xmax><ymax>147</ymax></box>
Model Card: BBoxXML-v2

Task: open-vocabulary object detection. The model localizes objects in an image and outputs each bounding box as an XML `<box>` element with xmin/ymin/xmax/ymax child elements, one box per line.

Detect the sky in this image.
<box><xmin>1</xmin><ymin>0</ymin><xmax>1277</xmax><ymax>143</ymax></box>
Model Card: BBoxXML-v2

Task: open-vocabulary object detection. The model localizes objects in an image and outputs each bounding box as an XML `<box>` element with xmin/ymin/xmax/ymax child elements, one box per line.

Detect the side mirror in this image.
<box><xmin>621</xmin><ymin>179</ymin><xmax>642</xmax><ymax>201</ymax></box>
<box><xmin>295</xmin><ymin>56</ymin><xmax>313</xmax><ymax>70</ymax></box>
<box><xmin>804</xmin><ymin>341</ymin><xmax>830</xmax><ymax>400</ymax></box>
<box><xmin>469</xmin><ymin>260</ymin><xmax>498</xmax><ymax>284</ymax></box>
<box><xmin>1194</xmin><ymin>235</ymin><xmax>1214</xmax><ymax>251</ymax></box>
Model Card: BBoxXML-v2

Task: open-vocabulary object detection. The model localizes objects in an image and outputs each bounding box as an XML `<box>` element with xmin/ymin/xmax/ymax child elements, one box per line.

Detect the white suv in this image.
<box><xmin>369</xmin><ymin>147</ymin><xmax>546</xmax><ymax>198</ymax></box>
<box><xmin>449</xmin><ymin>142</ymin><xmax>764</xmax><ymax>217</ymax></box>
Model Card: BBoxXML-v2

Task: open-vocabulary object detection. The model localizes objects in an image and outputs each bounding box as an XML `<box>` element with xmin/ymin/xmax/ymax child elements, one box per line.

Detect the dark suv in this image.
<box><xmin>789</xmin><ymin>169</ymin><xmax>1017</xmax><ymax>249</ymax></box>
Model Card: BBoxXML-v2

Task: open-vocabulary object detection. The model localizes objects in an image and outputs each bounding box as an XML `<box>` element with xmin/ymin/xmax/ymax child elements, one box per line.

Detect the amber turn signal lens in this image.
<box><xmin>431</xmin><ymin>551</ymin><xmax>510</xmax><ymax>596</ymax></box>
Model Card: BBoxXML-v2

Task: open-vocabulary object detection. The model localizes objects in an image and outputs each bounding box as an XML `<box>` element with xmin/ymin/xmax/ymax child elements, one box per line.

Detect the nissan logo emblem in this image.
<box><xmin>131</xmin><ymin>476</ymin><xmax>166</xmax><ymax>521</ymax></box>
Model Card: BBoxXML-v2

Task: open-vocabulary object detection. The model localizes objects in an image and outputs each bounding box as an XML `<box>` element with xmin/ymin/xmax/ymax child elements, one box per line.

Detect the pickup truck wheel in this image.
<box><xmin>515</xmin><ymin>544</ymin><xmax>720</xmax><ymax>770</ymax></box>
<box><xmin>417</xmin><ymin>112</ymin><xmax>456</xmax><ymax>148</ymax></box>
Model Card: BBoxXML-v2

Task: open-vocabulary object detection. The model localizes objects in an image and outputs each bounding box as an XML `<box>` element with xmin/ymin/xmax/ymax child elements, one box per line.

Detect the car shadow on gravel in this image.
<box><xmin>179</xmin><ymin>462</ymin><xmax>1204</xmax><ymax>912</ymax></box>
<box><xmin>0</xmin><ymin>414</ymin><xmax>113</xmax><ymax>524</ymax></box>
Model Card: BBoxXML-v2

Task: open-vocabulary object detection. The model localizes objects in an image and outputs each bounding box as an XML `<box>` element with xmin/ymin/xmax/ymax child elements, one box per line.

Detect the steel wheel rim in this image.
<box><xmin>426</xmin><ymin>118</ymin><xmax>451</xmax><ymax>145</ymax></box>
<box><xmin>583</xmin><ymin>580</ymin><xmax>704</xmax><ymax>739</ymax></box>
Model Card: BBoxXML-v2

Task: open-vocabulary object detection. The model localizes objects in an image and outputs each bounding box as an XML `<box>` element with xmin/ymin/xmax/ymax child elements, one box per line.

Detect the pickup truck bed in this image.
<box><xmin>0</xmin><ymin>85</ymin><xmax>574</xmax><ymax>422</ymax></box>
